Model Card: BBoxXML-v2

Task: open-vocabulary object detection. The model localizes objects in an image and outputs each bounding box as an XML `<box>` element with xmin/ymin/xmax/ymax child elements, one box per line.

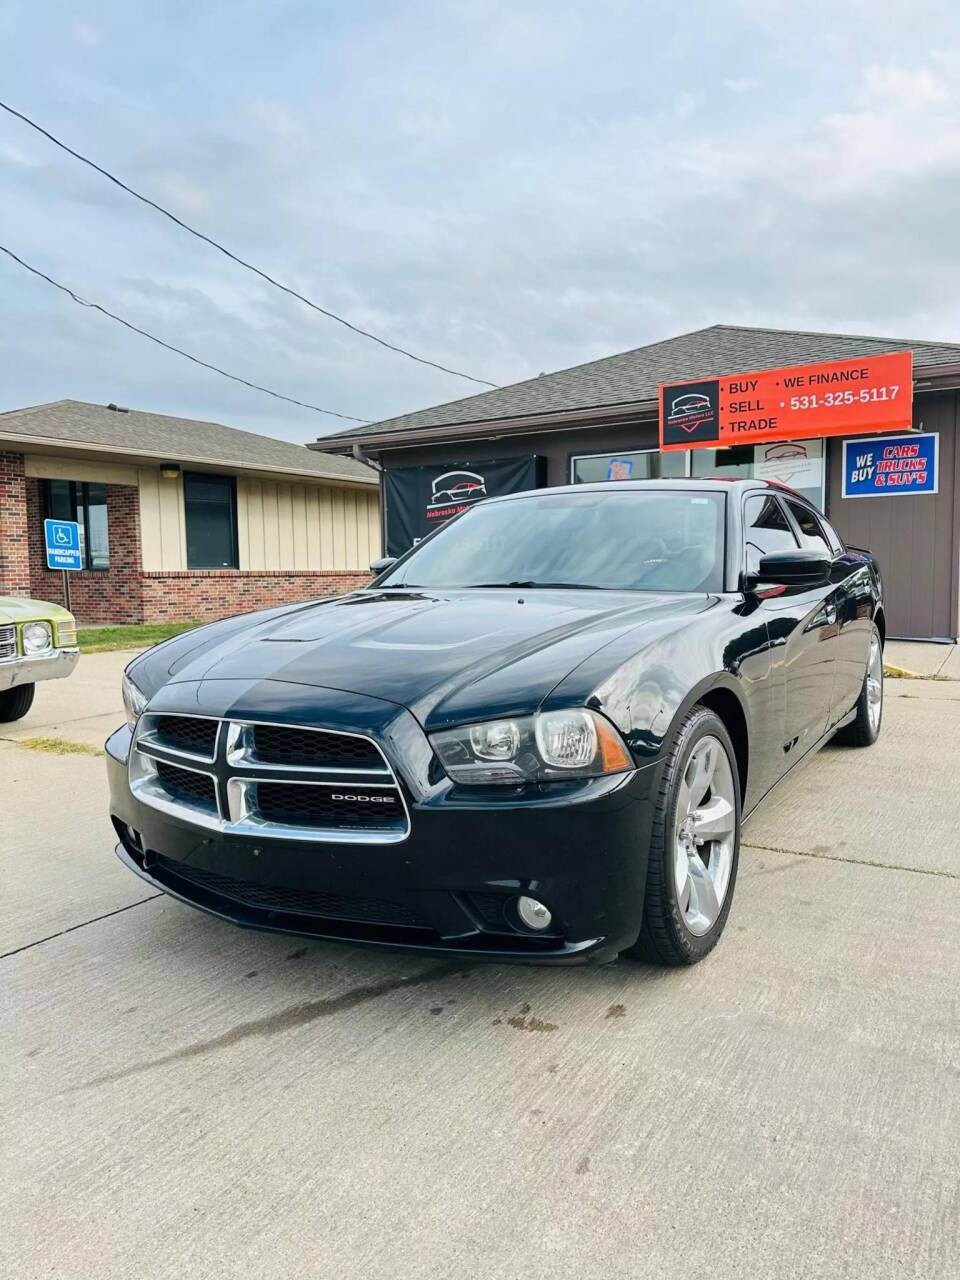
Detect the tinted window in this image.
<box><xmin>184</xmin><ymin>473</ymin><xmax>238</xmax><ymax>569</ymax></box>
<box><xmin>819</xmin><ymin>514</ymin><xmax>844</xmax><ymax>556</ymax></box>
<box><xmin>785</xmin><ymin>499</ymin><xmax>830</xmax><ymax>553</ymax></box>
<box><xmin>743</xmin><ymin>494</ymin><xmax>798</xmax><ymax>575</ymax></box>
<box><xmin>83</xmin><ymin>484</ymin><xmax>109</xmax><ymax>570</ymax></box>
<box><xmin>381</xmin><ymin>490</ymin><xmax>726</xmax><ymax>593</ymax></box>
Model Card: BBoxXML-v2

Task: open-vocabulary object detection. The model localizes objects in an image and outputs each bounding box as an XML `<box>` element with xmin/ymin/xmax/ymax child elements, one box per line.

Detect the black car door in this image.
<box><xmin>780</xmin><ymin>496</ymin><xmax>845</xmax><ymax>744</ymax></box>
<box><xmin>813</xmin><ymin>509</ymin><xmax>874</xmax><ymax>722</ymax></box>
<box><xmin>742</xmin><ymin>492</ymin><xmax>839</xmax><ymax>768</ymax></box>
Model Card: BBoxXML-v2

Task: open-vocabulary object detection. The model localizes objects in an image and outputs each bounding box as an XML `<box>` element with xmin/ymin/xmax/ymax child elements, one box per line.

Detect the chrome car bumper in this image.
<box><xmin>0</xmin><ymin>647</ymin><xmax>80</xmax><ymax>692</ymax></box>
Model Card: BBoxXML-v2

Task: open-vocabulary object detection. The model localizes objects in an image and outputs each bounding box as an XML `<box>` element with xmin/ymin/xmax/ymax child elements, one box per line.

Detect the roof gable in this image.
<box><xmin>0</xmin><ymin>399</ymin><xmax>376</xmax><ymax>484</ymax></box>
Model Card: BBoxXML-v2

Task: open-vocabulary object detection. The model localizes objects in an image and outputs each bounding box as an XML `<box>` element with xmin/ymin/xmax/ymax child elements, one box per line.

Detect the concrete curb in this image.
<box><xmin>884</xmin><ymin>664</ymin><xmax>950</xmax><ymax>680</ymax></box>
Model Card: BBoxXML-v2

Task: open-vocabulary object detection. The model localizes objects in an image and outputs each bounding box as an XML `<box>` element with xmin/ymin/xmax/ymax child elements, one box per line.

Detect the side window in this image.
<box><xmin>743</xmin><ymin>494</ymin><xmax>798</xmax><ymax>575</ymax></box>
<box><xmin>785</xmin><ymin>499</ymin><xmax>831</xmax><ymax>554</ymax></box>
<box><xmin>818</xmin><ymin>513</ymin><xmax>845</xmax><ymax>556</ymax></box>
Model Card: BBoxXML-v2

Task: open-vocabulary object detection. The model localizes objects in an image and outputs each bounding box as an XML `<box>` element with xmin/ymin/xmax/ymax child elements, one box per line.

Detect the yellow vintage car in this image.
<box><xmin>0</xmin><ymin>596</ymin><xmax>79</xmax><ymax>722</ymax></box>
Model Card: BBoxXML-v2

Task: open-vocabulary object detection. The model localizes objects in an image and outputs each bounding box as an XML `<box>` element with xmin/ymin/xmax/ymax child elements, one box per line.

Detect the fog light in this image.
<box><xmin>516</xmin><ymin>895</ymin><xmax>552</xmax><ymax>931</ymax></box>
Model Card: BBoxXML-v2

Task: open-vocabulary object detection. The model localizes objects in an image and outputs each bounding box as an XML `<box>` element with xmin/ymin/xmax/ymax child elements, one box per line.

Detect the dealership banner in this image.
<box><xmin>842</xmin><ymin>433</ymin><xmax>938</xmax><ymax>498</ymax></box>
<box><xmin>660</xmin><ymin>351</ymin><xmax>913</xmax><ymax>451</ymax></box>
<box><xmin>384</xmin><ymin>456</ymin><xmax>543</xmax><ymax>556</ymax></box>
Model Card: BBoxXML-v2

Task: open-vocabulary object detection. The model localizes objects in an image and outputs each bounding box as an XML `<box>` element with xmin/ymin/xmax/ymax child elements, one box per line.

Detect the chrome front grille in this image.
<box><xmin>129</xmin><ymin>714</ymin><xmax>410</xmax><ymax>843</ymax></box>
<box><xmin>0</xmin><ymin>625</ymin><xmax>16</xmax><ymax>662</ymax></box>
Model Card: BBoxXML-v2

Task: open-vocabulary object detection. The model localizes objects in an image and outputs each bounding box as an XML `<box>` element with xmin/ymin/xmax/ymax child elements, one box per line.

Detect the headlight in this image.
<box><xmin>22</xmin><ymin>621</ymin><xmax>53</xmax><ymax>654</ymax></box>
<box><xmin>430</xmin><ymin>709</ymin><xmax>632</xmax><ymax>785</ymax></box>
<box><xmin>122</xmin><ymin>670</ymin><xmax>148</xmax><ymax>728</ymax></box>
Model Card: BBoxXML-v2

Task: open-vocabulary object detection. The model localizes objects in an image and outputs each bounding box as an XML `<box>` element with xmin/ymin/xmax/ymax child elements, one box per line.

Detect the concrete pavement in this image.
<box><xmin>0</xmin><ymin>648</ymin><xmax>132</xmax><ymax>750</ymax></box>
<box><xmin>885</xmin><ymin>639</ymin><xmax>960</xmax><ymax>678</ymax></box>
<box><xmin>2</xmin><ymin>672</ymin><xmax>958</xmax><ymax>1279</ymax></box>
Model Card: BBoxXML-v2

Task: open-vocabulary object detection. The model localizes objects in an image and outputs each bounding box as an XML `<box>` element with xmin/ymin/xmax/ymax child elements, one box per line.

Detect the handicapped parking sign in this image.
<box><xmin>44</xmin><ymin>518</ymin><xmax>83</xmax><ymax>570</ymax></box>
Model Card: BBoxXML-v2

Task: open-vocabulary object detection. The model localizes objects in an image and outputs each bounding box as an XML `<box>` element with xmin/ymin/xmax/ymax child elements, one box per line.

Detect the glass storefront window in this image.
<box><xmin>691</xmin><ymin>439</ymin><xmax>825</xmax><ymax>509</ymax></box>
<box><xmin>569</xmin><ymin>439</ymin><xmax>825</xmax><ymax>508</ymax></box>
<box><xmin>570</xmin><ymin>449</ymin><xmax>687</xmax><ymax>484</ymax></box>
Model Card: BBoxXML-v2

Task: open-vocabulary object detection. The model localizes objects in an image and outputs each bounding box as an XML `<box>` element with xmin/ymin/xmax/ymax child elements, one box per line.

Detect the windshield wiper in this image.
<box><xmin>469</xmin><ymin>580</ymin><xmax>608</xmax><ymax>590</ymax></box>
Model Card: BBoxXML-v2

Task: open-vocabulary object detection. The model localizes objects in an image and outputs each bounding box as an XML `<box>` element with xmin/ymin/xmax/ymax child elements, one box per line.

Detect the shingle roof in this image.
<box><xmin>319</xmin><ymin>323</ymin><xmax>960</xmax><ymax>447</ymax></box>
<box><xmin>0</xmin><ymin>399</ymin><xmax>376</xmax><ymax>484</ymax></box>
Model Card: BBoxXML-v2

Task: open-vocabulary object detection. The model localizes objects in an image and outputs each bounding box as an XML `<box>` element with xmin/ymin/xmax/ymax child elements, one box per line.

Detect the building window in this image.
<box><xmin>570</xmin><ymin>449</ymin><xmax>688</xmax><ymax>484</ymax></box>
<box><xmin>42</xmin><ymin>480</ymin><xmax>109</xmax><ymax>570</ymax></box>
<box><xmin>184</xmin><ymin>472</ymin><xmax>238</xmax><ymax>569</ymax></box>
<box><xmin>692</xmin><ymin>439</ymin><xmax>825</xmax><ymax>509</ymax></box>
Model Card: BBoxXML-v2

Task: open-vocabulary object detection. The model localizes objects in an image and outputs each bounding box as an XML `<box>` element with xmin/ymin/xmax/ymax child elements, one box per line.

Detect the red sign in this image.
<box><xmin>659</xmin><ymin>351</ymin><xmax>913</xmax><ymax>451</ymax></box>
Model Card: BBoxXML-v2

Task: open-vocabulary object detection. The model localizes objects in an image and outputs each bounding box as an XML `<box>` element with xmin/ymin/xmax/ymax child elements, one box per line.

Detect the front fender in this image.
<box><xmin>542</xmin><ymin>596</ymin><xmax>774</xmax><ymax>807</ymax></box>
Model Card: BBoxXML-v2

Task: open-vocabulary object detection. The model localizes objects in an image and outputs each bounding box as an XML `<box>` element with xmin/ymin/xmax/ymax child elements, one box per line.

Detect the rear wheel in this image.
<box><xmin>623</xmin><ymin>706</ymin><xmax>741</xmax><ymax>966</ymax></box>
<box><xmin>0</xmin><ymin>683</ymin><xmax>36</xmax><ymax>723</ymax></box>
<box><xmin>835</xmin><ymin>625</ymin><xmax>883</xmax><ymax>747</ymax></box>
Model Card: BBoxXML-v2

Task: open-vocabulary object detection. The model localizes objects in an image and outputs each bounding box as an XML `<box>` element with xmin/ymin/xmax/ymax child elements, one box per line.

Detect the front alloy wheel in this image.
<box><xmin>625</xmin><ymin>706</ymin><xmax>741</xmax><ymax>965</ymax></box>
<box><xmin>673</xmin><ymin>735</ymin><xmax>737</xmax><ymax>936</ymax></box>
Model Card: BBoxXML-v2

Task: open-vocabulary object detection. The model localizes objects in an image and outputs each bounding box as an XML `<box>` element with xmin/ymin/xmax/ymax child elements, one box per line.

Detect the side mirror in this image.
<box><xmin>748</xmin><ymin>549</ymin><xmax>831</xmax><ymax>590</ymax></box>
<box><xmin>370</xmin><ymin>556</ymin><xmax>398</xmax><ymax>575</ymax></box>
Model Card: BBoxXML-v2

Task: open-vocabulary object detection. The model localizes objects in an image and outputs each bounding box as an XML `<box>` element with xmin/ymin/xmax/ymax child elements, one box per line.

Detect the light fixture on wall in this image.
<box><xmin>159</xmin><ymin>463</ymin><xmax>180</xmax><ymax>480</ymax></box>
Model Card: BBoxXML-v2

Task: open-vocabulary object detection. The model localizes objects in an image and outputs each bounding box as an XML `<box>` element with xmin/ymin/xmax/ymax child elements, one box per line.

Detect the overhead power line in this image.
<box><xmin>0</xmin><ymin>243</ymin><xmax>369</xmax><ymax>422</ymax></box>
<box><xmin>0</xmin><ymin>100</ymin><xmax>500</xmax><ymax>390</ymax></box>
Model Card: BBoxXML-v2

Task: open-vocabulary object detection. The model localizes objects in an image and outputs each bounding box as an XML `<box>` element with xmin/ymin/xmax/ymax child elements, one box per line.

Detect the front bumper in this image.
<box><xmin>0</xmin><ymin>647</ymin><xmax>79</xmax><ymax>692</ymax></box>
<box><xmin>107</xmin><ymin>719</ymin><xmax>660</xmax><ymax>964</ymax></box>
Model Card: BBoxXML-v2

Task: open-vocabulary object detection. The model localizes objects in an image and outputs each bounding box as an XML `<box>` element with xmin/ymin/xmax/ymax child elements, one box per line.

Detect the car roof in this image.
<box><xmin>484</xmin><ymin>477</ymin><xmax>804</xmax><ymax>502</ymax></box>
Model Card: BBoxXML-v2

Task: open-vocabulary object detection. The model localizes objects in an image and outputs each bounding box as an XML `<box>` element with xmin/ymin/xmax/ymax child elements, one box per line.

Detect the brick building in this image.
<box><xmin>0</xmin><ymin>400</ymin><xmax>378</xmax><ymax>624</ymax></box>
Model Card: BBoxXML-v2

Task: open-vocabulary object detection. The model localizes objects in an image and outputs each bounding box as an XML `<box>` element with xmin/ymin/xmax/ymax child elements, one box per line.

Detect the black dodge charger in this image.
<box><xmin>108</xmin><ymin>479</ymin><xmax>884</xmax><ymax>966</ymax></box>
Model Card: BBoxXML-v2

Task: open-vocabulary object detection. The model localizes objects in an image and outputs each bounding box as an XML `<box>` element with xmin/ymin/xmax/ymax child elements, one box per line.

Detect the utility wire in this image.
<box><xmin>0</xmin><ymin>243</ymin><xmax>369</xmax><ymax>422</ymax></box>
<box><xmin>0</xmin><ymin>100</ymin><xmax>500</xmax><ymax>390</ymax></box>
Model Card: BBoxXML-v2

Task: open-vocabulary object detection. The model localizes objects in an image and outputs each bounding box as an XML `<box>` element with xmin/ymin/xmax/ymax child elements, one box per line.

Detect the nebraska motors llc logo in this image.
<box><xmin>661</xmin><ymin>379</ymin><xmax>721</xmax><ymax>446</ymax></box>
<box><xmin>425</xmin><ymin>469</ymin><xmax>488</xmax><ymax>521</ymax></box>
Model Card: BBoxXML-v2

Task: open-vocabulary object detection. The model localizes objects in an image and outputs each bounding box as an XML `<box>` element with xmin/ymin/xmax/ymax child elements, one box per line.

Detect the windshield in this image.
<box><xmin>381</xmin><ymin>489</ymin><xmax>726</xmax><ymax>592</ymax></box>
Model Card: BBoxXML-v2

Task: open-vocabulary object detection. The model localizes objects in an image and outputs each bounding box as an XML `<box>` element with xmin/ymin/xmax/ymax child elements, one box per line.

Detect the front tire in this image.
<box><xmin>0</xmin><ymin>682</ymin><xmax>36</xmax><ymax>723</ymax></box>
<box><xmin>835</xmin><ymin>624</ymin><xmax>883</xmax><ymax>747</ymax></box>
<box><xmin>624</xmin><ymin>706</ymin><xmax>741</xmax><ymax>966</ymax></box>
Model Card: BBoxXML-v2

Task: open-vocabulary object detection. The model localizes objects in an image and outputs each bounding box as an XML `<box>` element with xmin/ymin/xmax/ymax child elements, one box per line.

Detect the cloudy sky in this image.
<box><xmin>2</xmin><ymin>0</ymin><xmax>960</xmax><ymax>443</ymax></box>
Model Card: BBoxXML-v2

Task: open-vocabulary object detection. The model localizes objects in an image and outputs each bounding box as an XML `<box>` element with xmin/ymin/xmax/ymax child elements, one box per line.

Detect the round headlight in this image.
<box><xmin>22</xmin><ymin>621</ymin><xmax>53</xmax><ymax>654</ymax></box>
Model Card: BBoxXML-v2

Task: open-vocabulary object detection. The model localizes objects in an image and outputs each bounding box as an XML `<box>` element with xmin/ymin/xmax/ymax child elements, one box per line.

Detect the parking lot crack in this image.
<box><xmin>0</xmin><ymin>895</ymin><xmax>163</xmax><ymax>960</ymax></box>
<box><xmin>744</xmin><ymin>843</ymin><xmax>960</xmax><ymax>881</ymax></box>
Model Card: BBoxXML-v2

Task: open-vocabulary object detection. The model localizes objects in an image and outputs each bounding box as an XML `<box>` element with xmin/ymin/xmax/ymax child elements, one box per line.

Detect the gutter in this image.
<box><xmin>0</xmin><ymin>429</ymin><xmax>379</xmax><ymax>487</ymax></box>
<box><xmin>314</xmin><ymin>399</ymin><xmax>659</xmax><ymax>456</ymax></box>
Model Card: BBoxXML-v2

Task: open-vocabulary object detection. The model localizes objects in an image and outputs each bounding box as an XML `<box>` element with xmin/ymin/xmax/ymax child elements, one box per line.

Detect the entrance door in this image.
<box><xmin>828</xmin><ymin>398</ymin><xmax>958</xmax><ymax>640</ymax></box>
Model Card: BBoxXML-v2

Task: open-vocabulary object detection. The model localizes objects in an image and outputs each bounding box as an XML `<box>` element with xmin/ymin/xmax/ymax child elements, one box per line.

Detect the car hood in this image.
<box><xmin>155</xmin><ymin>588</ymin><xmax>713</xmax><ymax>730</ymax></box>
<box><xmin>0</xmin><ymin>596</ymin><xmax>72</xmax><ymax>625</ymax></box>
